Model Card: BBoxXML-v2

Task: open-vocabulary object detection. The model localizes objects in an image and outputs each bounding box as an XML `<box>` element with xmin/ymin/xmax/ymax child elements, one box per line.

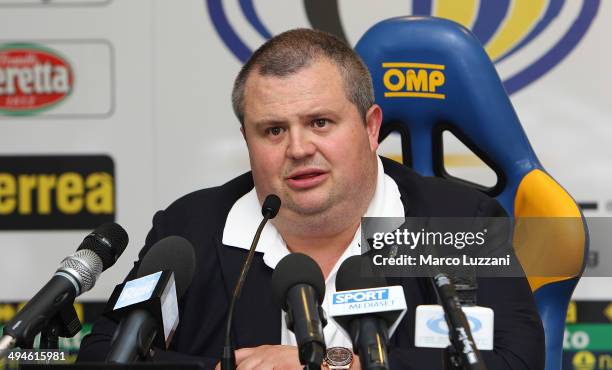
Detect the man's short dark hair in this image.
<box><xmin>232</xmin><ymin>28</ymin><xmax>375</xmax><ymax>125</ymax></box>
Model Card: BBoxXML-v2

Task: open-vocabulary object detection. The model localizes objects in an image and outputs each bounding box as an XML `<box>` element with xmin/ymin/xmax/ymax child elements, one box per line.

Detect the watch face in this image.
<box><xmin>325</xmin><ymin>347</ymin><xmax>353</xmax><ymax>366</ymax></box>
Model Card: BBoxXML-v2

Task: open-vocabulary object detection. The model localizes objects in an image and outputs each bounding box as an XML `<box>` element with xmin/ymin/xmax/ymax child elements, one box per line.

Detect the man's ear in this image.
<box><xmin>240</xmin><ymin>125</ymin><xmax>247</xmax><ymax>143</ymax></box>
<box><xmin>365</xmin><ymin>104</ymin><xmax>382</xmax><ymax>152</ymax></box>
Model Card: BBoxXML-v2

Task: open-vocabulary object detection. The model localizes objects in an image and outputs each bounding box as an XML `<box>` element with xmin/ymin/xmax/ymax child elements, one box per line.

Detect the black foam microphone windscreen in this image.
<box><xmin>136</xmin><ymin>236</ymin><xmax>196</xmax><ymax>298</ymax></box>
<box><xmin>272</xmin><ymin>253</ymin><xmax>325</xmax><ymax>309</ymax></box>
<box><xmin>261</xmin><ymin>194</ymin><xmax>281</xmax><ymax>218</ymax></box>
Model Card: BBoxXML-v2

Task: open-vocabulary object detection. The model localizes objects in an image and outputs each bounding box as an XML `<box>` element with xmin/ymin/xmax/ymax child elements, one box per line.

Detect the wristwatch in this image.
<box><xmin>323</xmin><ymin>347</ymin><xmax>353</xmax><ymax>369</ymax></box>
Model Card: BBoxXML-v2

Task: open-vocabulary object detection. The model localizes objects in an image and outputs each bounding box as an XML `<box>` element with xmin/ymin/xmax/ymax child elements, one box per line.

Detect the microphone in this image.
<box><xmin>221</xmin><ymin>194</ymin><xmax>281</xmax><ymax>370</ymax></box>
<box><xmin>431</xmin><ymin>273</ymin><xmax>486</xmax><ymax>370</ymax></box>
<box><xmin>105</xmin><ymin>235</ymin><xmax>196</xmax><ymax>363</ymax></box>
<box><xmin>332</xmin><ymin>255</ymin><xmax>407</xmax><ymax>370</ymax></box>
<box><xmin>272</xmin><ymin>253</ymin><xmax>327</xmax><ymax>369</ymax></box>
<box><xmin>452</xmin><ymin>267</ymin><xmax>478</xmax><ymax>307</ymax></box>
<box><xmin>415</xmin><ymin>267</ymin><xmax>494</xmax><ymax>352</ymax></box>
<box><xmin>0</xmin><ymin>223</ymin><xmax>128</xmax><ymax>357</ymax></box>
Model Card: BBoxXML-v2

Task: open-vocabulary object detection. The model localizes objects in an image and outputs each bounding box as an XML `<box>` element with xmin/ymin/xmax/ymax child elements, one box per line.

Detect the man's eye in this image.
<box><xmin>312</xmin><ymin>119</ymin><xmax>328</xmax><ymax>128</ymax></box>
<box><xmin>266</xmin><ymin>127</ymin><xmax>284</xmax><ymax>136</ymax></box>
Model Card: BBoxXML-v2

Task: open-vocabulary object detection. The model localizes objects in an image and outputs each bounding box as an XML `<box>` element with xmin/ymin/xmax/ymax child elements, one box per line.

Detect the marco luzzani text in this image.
<box><xmin>370</xmin><ymin>228</ymin><xmax>511</xmax><ymax>267</ymax></box>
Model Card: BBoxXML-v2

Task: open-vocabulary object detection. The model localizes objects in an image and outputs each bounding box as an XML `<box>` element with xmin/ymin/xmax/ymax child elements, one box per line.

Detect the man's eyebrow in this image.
<box><xmin>250</xmin><ymin>110</ymin><xmax>339</xmax><ymax>128</ymax></box>
<box><xmin>301</xmin><ymin>110</ymin><xmax>338</xmax><ymax>120</ymax></box>
<box><xmin>252</xmin><ymin>118</ymin><xmax>287</xmax><ymax>129</ymax></box>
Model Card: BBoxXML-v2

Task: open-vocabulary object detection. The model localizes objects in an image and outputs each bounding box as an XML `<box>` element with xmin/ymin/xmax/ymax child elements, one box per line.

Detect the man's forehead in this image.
<box><xmin>242</xmin><ymin>60</ymin><xmax>349</xmax><ymax>119</ymax></box>
<box><xmin>245</xmin><ymin>58</ymin><xmax>341</xmax><ymax>90</ymax></box>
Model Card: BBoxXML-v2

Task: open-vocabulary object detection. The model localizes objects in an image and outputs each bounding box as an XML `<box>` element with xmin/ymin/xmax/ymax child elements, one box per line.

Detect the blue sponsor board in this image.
<box><xmin>207</xmin><ymin>0</ymin><xmax>600</xmax><ymax>95</ymax></box>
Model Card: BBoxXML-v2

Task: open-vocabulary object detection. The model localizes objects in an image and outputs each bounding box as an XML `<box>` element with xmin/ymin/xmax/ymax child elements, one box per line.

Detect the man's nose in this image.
<box><xmin>286</xmin><ymin>130</ymin><xmax>316</xmax><ymax>159</ymax></box>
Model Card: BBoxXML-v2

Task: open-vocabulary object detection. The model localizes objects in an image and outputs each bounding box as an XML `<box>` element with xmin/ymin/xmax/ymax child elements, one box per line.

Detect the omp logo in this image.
<box><xmin>0</xmin><ymin>155</ymin><xmax>114</xmax><ymax>230</ymax></box>
<box><xmin>382</xmin><ymin>63</ymin><xmax>445</xmax><ymax>99</ymax></box>
<box><xmin>207</xmin><ymin>0</ymin><xmax>600</xmax><ymax>95</ymax></box>
<box><xmin>333</xmin><ymin>288</ymin><xmax>388</xmax><ymax>304</ymax></box>
<box><xmin>0</xmin><ymin>43</ymin><xmax>73</xmax><ymax>115</ymax></box>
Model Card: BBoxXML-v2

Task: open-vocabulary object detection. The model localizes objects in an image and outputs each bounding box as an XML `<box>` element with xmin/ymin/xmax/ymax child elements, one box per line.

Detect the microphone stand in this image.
<box><xmin>443</xmin><ymin>345</ymin><xmax>463</xmax><ymax>370</ymax></box>
<box><xmin>434</xmin><ymin>274</ymin><xmax>486</xmax><ymax>370</ymax></box>
<box><xmin>0</xmin><ymin>304</ymin><xmax>80</xmax><ymax>358</ymax></box>
<box><xmin>221</xmin><ymin>210</ymin><xmax>275</xmax><ymax>370</ymax></box>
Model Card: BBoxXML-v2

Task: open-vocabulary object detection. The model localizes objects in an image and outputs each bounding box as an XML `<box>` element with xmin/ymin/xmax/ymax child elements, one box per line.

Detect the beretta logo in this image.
<box><xmin>0</xmin><ymin>43</ymin><xmax>74</xmax><ymax>115</ymax></box>
<box><xmin>0</xmin><ymin>155</ymin><xmax>114</xmax><ymax>230</ymax></box>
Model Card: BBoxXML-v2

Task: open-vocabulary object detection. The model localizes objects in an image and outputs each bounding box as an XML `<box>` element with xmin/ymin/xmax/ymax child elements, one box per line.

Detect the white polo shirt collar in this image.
<box><xmin>222</xmin><ymin>156</ymin><xmax>404</xmax><ymax>264</ymax></box>
<box><xmin>221</xmin><ymin>156</ymin><xmax>405</xmax><ymax>348</ymax></box>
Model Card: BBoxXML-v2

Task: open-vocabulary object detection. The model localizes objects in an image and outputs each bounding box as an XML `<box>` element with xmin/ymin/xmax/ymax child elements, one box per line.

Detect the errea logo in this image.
<box><xmin>382</xmin><ymin>63</ymin><xmax>445</xmax><ymax>99</ymax></box>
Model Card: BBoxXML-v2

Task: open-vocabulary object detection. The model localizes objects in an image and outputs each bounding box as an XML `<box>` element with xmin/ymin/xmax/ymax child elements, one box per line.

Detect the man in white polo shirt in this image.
<box><xmin>221</xmin><ymin>27</ymin><xmax>406</xmax><ymax>368</ymax></box>
<box><xmin>79</xmin><ymin>29</ymin><xmax>544</xmax><ymax>370</ymax></box>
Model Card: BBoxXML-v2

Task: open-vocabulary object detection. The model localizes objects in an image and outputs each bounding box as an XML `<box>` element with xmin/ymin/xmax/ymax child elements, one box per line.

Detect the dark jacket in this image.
<box><xmin>78</xmin><ymin>157</ymin><xmax>544</xmax><ymax>370</ymax></box>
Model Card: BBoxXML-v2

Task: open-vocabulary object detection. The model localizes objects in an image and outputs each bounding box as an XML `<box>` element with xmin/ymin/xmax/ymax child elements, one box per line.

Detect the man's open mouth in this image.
<box><xmin>291</xmin><ymin>172</ymin><xmax>323</xmax><ymax>180</ymax></box>
<box><xmin>286</xmin><ymin>170</ymin><xmax>328</xmax><ymax>189</ymax></box>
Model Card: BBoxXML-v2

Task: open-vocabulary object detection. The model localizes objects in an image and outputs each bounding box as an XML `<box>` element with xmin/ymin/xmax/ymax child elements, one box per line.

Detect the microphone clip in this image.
<box><xmin>39</xmin><ymin>304</ymin><xmax>81</xmax><ymax>349</ymax></box>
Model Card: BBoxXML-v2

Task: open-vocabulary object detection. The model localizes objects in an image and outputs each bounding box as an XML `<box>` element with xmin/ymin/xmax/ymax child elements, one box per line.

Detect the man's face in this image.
<box><xmin>241</xmin><ymin>59</ymin><xmax>381</xmax><ymax>219</ymax></box>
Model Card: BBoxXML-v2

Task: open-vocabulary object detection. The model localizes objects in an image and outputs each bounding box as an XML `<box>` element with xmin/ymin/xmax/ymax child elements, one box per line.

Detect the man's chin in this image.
<box><xmin>283</xmin><ymin>195</ymin><xmax>333</xmax><ymax>217</ymax></box>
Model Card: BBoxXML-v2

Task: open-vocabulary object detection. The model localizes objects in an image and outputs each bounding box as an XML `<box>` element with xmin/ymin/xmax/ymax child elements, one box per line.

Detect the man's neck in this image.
<box><xmin>282</xmin><ymin>218</ymin><xmax>361</xmax><ymax>279</ymax></box>
<box><xmin>270</xmin><ymin>155</ymin><xmax>379</xmax><ymax>278</ymax></box>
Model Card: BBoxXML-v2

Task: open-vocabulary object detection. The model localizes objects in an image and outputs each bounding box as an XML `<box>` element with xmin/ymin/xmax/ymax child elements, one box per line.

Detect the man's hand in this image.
<box><xmin>215</xmin><ymin>345</ymin><xmax>301</xmax><ymax>370</ymax></box>
<box><xmin>214</xmin><ymin>345</ymin><xmax>362</xmax><ymax>370</ymax></box>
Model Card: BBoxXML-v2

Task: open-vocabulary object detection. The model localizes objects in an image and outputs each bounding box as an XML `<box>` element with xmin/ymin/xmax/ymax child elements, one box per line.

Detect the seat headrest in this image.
<box><xmin>355</xmin><ymin>16</ymin><xmax>539</xmax><ymax>175</ymax></box>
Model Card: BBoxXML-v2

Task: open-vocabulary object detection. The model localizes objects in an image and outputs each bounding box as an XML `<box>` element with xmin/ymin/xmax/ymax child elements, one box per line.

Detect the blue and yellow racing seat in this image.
<box><xmin>356</xmin><ymin>16</ymin><xmax>588</xmax><ymax>370</ymax></box>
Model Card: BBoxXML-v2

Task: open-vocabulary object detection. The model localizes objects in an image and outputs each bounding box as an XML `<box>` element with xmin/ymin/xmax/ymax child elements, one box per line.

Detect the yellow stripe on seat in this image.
<box><xmin>485</xmin><ymin>0</ymin><xmax>547</xmax><ymax>61</ymax></box>
<box><xmin>513</xmin><ymin>169</ymin><xmax>585</xmax><ymax>292</ymax></box>
<box><xmin>434</xmin><ymin>0</ymin><xmax>478</xmax><ymax>29</ymax></box>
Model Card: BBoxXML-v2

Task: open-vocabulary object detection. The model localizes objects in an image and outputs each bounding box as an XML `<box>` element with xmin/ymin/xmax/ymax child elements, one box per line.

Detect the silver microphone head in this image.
<box><xmin>56</xmin><ymin>249</ymin><xmax>104</xmax><ymax>295</ymax></box>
